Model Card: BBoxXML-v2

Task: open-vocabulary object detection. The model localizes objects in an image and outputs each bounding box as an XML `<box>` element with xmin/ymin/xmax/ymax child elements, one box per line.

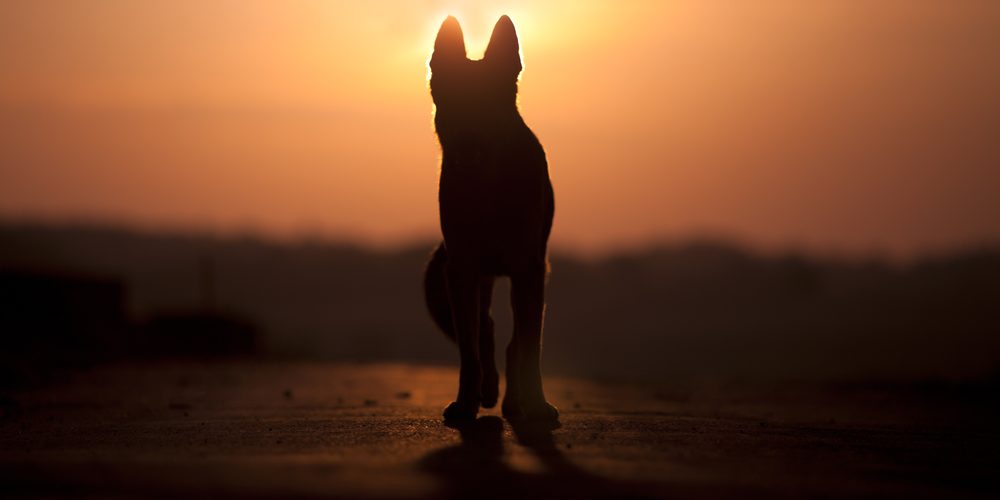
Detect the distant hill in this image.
<box><xmin>2</xmin><ymin>222</ymin><xmax>998</xmax><ymax>384</ymax></box>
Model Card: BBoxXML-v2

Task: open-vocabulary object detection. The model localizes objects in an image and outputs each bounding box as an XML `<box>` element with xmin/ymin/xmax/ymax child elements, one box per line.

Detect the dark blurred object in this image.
<box><xmin>0</xmin><ymin>270</ymin><xmax>126</xmax><ymax>386</ymax></box>
<box><xmin>136</xmin><ymin>310</ymin><xmax>258</xmax><ymax>357</ymax></box>
<box><xmin>0</xmin><ymin>238</ymin><xmax>261</xmax><ymax>387</ymax></box>
<box><xmin>134</xmin><ymin>252</ymin><xmax>259</xmax><ymax>357</ymax></box>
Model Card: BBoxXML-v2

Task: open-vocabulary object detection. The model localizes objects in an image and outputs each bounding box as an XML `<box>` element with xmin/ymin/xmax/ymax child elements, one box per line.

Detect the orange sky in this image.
<box><xmin>1</xmin><ymin>0</ymin><xmax>998</xmax><ymax>258</ymax></box>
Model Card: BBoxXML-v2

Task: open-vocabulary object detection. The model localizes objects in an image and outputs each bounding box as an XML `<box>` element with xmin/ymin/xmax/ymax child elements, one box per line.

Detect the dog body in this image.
<box><xmin>424</xmin><ymin>16</ymin><xmax>558</xmax><ymax>422</ymax></box>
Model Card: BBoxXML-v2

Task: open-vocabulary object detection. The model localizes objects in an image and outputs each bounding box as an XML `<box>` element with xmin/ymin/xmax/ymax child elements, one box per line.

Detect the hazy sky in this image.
<box><xmin>1</xmin><ymin>0</ymin><xmax>998</xmax><ymax>257</ymax></box>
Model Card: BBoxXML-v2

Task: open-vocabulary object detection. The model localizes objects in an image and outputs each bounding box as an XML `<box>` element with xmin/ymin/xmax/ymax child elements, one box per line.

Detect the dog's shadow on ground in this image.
<box><xmin>419</xmin><ymin>416</ymin><xmax>641</xmax><ymax>499</ymax></box>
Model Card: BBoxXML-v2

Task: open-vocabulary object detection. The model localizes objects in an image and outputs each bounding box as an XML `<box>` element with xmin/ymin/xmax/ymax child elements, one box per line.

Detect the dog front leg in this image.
<box><xmin>479</xmin><ymin>279</ymin><xmax>500</xmax><ymax>409</ymax></box>
<box><xmin>443</xmin><ymin>261</ymin><xmax>481</xmax><ymax>420</ymax></box>
<box><xmin>507</xmin><ymin>267</ymin><xmax>559</xmax><ymax>422</ymax></box>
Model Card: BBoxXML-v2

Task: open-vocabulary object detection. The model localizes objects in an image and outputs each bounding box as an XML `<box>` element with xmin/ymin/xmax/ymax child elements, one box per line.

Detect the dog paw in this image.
<box><xmin>501</xmin><ymin>396</ymin><xmax>524</xmax><ymax>420</ymax></box>
<box><xmin>443</xmin><ymin>400</ymin><xmax>479</xmax><ymax>422</ymax></box>
<box><xmin>502</xmin><ymin>396</ymin><xmax>559</xmax><ymax>424</ymax></box>
<box><xmin>523</xmin><ymin>401</ymin><xmax>559</xmax><ymax>423</ymax></box>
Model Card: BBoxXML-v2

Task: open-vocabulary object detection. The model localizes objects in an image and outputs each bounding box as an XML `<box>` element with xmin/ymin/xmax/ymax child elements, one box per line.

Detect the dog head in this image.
<box><xmin>429</xmin><ymin>16</ymin><xmax>523</xmax><ymax>142</ymax></box>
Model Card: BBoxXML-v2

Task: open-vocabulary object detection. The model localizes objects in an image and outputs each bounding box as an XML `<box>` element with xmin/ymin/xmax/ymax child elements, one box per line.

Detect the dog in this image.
<box><xmin>424</xmin><ymin>15</ymin><xmax>558</xmax><ymax>423</ymax></box>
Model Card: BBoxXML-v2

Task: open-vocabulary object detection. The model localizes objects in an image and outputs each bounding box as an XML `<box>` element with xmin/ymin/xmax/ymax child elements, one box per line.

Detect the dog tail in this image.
<box><xmin>424</xmin><ymin>242</ymin><xmax>456</xmax><ymax>342</ymax></box>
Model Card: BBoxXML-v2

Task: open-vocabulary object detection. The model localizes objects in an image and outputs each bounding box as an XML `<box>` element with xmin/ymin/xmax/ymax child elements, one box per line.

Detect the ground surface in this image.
<box><xmin>0</xmin><ymin>361</ymin><xmax>997</xmax><ymax>499</ymax></box>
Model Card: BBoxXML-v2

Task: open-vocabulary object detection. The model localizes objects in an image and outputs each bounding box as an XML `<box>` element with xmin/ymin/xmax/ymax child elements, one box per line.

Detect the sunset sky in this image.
<box><xmin>1</xmin><ymin>0</ymin><xmax>998</xmax><ymax>258</ymax></box>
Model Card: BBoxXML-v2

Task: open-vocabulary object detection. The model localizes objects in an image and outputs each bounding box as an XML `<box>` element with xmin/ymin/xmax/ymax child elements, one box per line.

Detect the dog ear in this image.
<box><xmin>485</xmin><ymin>15</ymin><xmax>522</xmax><ymax>75</ymax></box>
<box><xmin>431</xmin><ymin>16</ymin><xmax>466</xmax><ymax>71</ymax></box>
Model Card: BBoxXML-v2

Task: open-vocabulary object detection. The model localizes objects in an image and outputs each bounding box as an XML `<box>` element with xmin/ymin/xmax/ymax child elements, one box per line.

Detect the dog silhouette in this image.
<box><xmin>424</xmin><ymin>15</ymin><xmax>558</xmax><ymax>423</ymax></box>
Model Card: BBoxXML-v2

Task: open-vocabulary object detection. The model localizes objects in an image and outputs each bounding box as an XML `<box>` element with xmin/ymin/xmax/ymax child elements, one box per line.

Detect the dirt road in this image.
<box><xmin>0</xmin><ymin>362</ymin><xmax>996</xmax><ymax>498</ymax></box>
